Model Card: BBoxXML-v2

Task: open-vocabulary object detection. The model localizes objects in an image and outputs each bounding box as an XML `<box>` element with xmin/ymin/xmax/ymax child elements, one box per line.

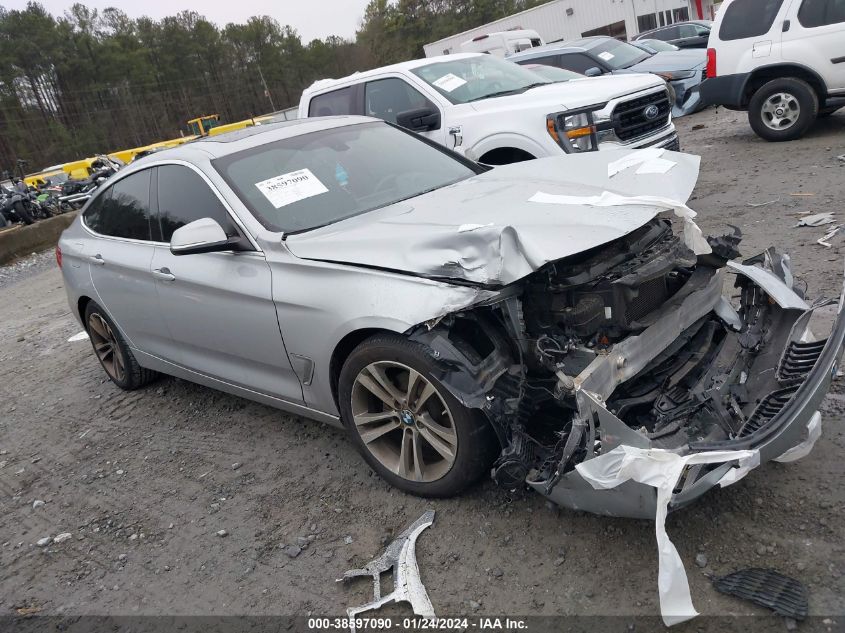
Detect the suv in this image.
<box><xmin>701</xmin><ymin>0</ymin><xmax>845</xmax><ymax>141</ymax></box>
<box><xmin>634</xmin><ymin>20</ymin><xmax>713</xmax><ymax>49</ymax></box>
<box><xmin>299</xmin><ymin>53</ymin><xmax>679</xmax><ymax>164</ymax></box>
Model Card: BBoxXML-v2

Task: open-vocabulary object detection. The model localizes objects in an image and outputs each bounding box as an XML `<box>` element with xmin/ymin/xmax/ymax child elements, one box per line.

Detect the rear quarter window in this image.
<box><xmin>308</xmin><ymin>87</ymin><xmax>356</xmax><ymax>117</ymax></box>
<box><xmin>718</xmin><ymin>0</ymin><xmax>786</xmax><ymax>40</ymax></box>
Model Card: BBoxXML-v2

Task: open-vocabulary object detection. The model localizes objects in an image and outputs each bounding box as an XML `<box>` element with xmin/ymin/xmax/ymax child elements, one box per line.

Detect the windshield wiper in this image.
<box><xmin>468</xmin><ymin>82</ymin><xmax>549</xmax><ymax>102</ymax></box>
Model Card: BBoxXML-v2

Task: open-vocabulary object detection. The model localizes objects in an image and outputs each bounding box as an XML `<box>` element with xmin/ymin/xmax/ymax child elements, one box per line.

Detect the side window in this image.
<box><xmin>308</xmin><ymin>87</ymin><xmax>355</xmax><ymax>117</ymax></box>
<box><xmin>558</xmin><ymin>53</ymin><xmax>602</xmax><ymax>73</ymax></box>
<box><xmin>719</xmin><ymin>0</ymin><xmax>786</xmax><ymax>40</ymax></box>
<box><xmin>364</xmin><ymin>78</ymin><xmax>436</xmax><ymax>125</ymax></box>
<box><xmin>676</xmin><ymin>24</ymin><xmax>698</xmax><ymax>38</ymax></box>
<box><xmin>520</xmin><ymin>55</ymin><xmax>561</xmax><ymax>67</ymax></box>
<box><xmin>84</xmin><ymin>170</ymin><xmax>152</xmax><ymax>240</ymax></box>
<box><xmin>798</xmin><ymin>0</ymin><xmax>845</xmax><ymax>27</ymax></box>
<box><xmin>156</xmin><ymin>165</ymin><xmax>239</xmax><ymax>243</ymax></box>
<box><xmin>650</xmin><ymin>25</ymin><xmax>675</xmax><ymax>40</ymax></box>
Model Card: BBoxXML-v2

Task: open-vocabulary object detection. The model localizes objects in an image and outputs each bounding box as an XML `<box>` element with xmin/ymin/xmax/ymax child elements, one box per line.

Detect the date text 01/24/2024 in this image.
<box><xmin>307</xmin><ymin>618</ymin><xmax>528</xmax><ymax>630</ymax></box>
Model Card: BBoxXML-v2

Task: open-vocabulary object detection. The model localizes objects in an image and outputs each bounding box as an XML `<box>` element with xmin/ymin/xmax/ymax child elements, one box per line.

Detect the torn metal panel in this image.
<box><xmin>338</xmin><ymin>510</ymin><xmax>436</xmax><ymax>631</ymax></box>
<box><xmin>728</xmin><ymin>260</ymin><xmax>809</xmax><ymax>310</ymax></box>
<box><xmin>285</xmin><ymin>150</ymin><xmax>704</xmax><ymax>286</ymax></box>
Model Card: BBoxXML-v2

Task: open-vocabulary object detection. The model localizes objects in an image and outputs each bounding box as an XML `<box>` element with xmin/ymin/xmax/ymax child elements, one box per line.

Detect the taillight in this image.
<box><xmin>706</xmin><ymin>48</ymin><xmax>717</xmax><ymax>79</ymax></box>
<box><xmin>56</xmin><ymin>244</ymin><xmax>62</xmax><ymax>269</ymax></box>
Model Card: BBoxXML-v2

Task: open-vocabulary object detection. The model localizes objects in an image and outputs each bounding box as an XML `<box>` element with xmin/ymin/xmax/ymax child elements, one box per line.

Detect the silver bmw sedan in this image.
<box><xmin>58</xmin><ymin>116</ymin><xmax>843</xmax><ymax>518</ymax></box>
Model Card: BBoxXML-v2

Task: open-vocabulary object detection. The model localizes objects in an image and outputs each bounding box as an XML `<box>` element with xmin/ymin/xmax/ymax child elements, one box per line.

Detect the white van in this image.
<box><xmin>459</xmin><ymin>29</ymin><xmax>544</xmax><ymax>57</ymax></box>
<box><xmin>700</xmin><ymin>0</ymin><xmax>845</xmax><ymax>141</ymax></box>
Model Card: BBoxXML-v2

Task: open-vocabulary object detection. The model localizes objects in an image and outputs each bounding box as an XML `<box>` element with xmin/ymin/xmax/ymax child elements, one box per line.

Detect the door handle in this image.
<box><xmin>152</xmin><ymin>267</ymin><xmax>176</xmax><ymax>281</ymax></box>
<box><xmin>89</xmin><ymin>254</ymin><xmax>105</xmax><ymax>266</ymax></box>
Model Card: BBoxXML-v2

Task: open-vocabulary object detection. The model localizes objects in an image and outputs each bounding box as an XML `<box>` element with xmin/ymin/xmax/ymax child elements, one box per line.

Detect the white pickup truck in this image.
<box><xmin>298</xmin><ymin>53</ymin><xmax>679</xmax><ymax>165</ymax></box>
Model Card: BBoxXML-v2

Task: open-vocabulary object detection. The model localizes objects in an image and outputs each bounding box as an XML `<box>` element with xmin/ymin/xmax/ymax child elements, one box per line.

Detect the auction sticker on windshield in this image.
<box><xmin>255</xmin><ymin>168</ymin><xmax>329</xmax><ymax>208</ymax></box>
<box><xmin>597</xmin><ymin>51</ymin><xmax>615</xmax><ymax>61</ymax></box>
<box><xmin>432</xmin><ymin>73</ymin><xmax>467</xmax><ymax>92</ymax></box>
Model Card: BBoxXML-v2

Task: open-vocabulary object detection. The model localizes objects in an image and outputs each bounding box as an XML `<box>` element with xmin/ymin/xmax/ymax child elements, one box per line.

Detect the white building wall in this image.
<box><xmin>423</xmin><ymin>0</ymin><xmax>716</xmax><ymax>57</ymax></box>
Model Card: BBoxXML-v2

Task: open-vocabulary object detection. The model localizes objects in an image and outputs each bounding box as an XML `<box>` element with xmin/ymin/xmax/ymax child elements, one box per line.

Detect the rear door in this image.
<box><xmin>82</xmin><ymin>169</ymin><xmax>172</xmax><ymax>358</ymax></box>
<box><xmin>712</xmin><ymin>0</ymin><xmax>789</xmax><ymax>71</ymax></box>
<box><xmin>782</xmin><ymin>0</ymin><xmax>845</xmax><ymax>91</ymax></box>
<box><xmin>149</xmin><ymin>163</ymin><xmax>304</xmax><ymax>403</ymax></box>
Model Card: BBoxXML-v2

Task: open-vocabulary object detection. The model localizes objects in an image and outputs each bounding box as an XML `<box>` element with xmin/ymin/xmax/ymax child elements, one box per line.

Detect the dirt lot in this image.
<box><xmin>1</xmin><ymin>107</ymin><xmax>844</xmax><ymax>631</ymax></box>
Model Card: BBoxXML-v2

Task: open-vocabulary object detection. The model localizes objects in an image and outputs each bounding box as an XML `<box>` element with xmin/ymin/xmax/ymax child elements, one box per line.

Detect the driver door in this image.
<box><xmin>363</xmin><ymin>77</ymin><xmax>448</xmax><ymax>147</ymax></box>
<box><xmin>149</xmin><ymin>163</ymin><xmax>304</xmax><ymax>404</ymax></box>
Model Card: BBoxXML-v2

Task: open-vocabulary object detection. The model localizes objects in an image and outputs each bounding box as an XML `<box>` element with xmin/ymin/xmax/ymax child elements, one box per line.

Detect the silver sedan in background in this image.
<box><xmin>58</xmin><ymin>116</ymin><xmax>843</xmax><ymax>517</ymax></box>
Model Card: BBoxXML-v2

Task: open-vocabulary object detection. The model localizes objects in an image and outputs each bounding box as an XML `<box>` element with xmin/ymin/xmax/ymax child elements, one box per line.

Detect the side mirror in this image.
<box><xmin>170</xmin><ymin>217</ymin><xmax>235</xmax><ymax>256</ymax></box>
<box><xmin>584</xmin><ymin>67</ymin><xmax>603</xmax><ymax>77</ymax></box>
<box><xmin>395</xmin><ymin>107</ymin><xmax>441</xmax><ymax>132</ymax></box>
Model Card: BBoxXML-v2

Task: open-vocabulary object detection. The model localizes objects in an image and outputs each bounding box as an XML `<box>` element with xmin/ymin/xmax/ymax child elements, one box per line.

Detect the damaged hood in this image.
<box><xmin>285</xmin><ymin>149</ymin><xmax>701</xmax><ymax>286</ymax></box>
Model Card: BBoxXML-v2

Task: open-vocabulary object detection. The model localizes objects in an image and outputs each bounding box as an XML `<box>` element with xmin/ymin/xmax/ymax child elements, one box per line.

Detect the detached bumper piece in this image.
<box><xmin>712</xmin><ymin>568</ymin><xmax>808</xmax><ymax>621</ymax></box>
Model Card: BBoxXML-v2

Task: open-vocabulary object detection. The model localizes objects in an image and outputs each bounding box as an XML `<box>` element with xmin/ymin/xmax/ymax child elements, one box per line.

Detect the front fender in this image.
<box><xmin>467</xmin><ymin>132</ymin><xmax>555</xmax><ymax>162</ymax></box>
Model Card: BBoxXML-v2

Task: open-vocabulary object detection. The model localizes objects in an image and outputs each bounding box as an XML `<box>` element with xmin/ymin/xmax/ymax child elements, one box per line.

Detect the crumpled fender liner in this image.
<box><xmin>408</xmin><ymin>314</ymin><xmax>513</xmax><ymax>411</ymax></box>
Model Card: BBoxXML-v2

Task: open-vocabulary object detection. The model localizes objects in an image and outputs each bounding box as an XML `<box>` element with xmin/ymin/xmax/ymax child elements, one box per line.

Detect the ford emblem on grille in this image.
<box><xmin>643</xmin><ymin>104</ymin><xmax>660</xmax><ymax>120</ymax></box>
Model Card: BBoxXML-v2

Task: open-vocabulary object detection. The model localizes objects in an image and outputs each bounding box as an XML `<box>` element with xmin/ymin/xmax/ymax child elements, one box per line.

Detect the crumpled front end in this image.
<box><xmin>527</xmin><ymin>247</ymin><xmax>844</xmax><ymax>518</ymax></box>
<box><xmin>410</xmin><ymin>224</ymin><xmax>843</xmax><ymax>519</ymax></box>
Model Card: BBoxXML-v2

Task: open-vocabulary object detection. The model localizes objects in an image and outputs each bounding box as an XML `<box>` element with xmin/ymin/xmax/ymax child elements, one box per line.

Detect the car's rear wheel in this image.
<box><xmin>338</xmin><ymin>333</ymin><xmax>497</xmax><ymax>497</ymax></box>
<box><xmin>84</xmin><ymin>301</ymin><xmax>158</xmax><ymax>390</ymax></box>
<box><xmin>748</xmin><ymin>78</ymin><xmax>818</xmax><ymax>142</ymax></box>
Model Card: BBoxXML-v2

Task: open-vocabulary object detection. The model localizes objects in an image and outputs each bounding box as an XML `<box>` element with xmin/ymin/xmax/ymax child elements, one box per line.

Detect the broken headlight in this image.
<box><xmin>547</xmin><ymin>108</ymin><xmax>601</xmax><ymax>153</ymax></box>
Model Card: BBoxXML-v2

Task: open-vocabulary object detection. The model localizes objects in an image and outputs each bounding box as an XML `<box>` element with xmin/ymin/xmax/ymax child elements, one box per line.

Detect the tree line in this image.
<box><xmin>0</xmin><ymin>0</ymin><xmax>545</xmax><ymax>173</ymax></box>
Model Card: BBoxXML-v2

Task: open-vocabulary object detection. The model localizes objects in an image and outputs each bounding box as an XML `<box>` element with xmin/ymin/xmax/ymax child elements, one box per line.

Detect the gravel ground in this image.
<box><xmin>0</xmin><ymin>107</ymin><xmax>843</xmax><ymax>631</ymax></box>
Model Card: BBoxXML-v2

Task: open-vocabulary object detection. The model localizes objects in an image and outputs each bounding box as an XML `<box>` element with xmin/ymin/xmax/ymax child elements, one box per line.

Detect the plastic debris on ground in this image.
<box><xmin>575</xmin><ymin>446</ymin><xmax>759</xmax><ymax>626</ymax></box>
<box><xmin>746</xmin><ymin>199</ymin><xmax>779</xmax><ymax>208</ymax></box>
<box><xmin>338</xmin><ymin>510</ymin><xmax>435</xmax><ymax>632</ymax></box>
<box><xmin>817</xmin><ymin>226</ymin><xmax>841</xmax><ymax>248</ymax></box>
<box><xmin>795</xmin><ymin>212</ymin><xmax>835</xmax><ymax>227</ymax></box>
<box><xmin>68</xmin><ymin>331</ymin><xmax>89</xmax><ymax>342</ymax></box>
<box><xmin>712</xmin><ymin>568</ymin><xmax>808</xmax><ymax>620</ymax></box>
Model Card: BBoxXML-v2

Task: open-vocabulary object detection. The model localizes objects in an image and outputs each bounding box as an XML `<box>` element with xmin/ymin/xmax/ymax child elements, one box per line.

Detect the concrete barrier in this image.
<box><xmin>0</xmin><ymin>212</ymin><xmax>77</xmax><ymax>265</ymax></box>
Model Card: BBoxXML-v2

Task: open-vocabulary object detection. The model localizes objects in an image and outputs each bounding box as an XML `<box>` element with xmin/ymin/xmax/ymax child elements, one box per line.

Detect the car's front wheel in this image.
<box><xmin>748</xmin><ymin>78</ymin><xmax>818</xmax><ymax>142</ymax></box>
<box><xmin>338</xmin><ymin>333</ymin><xmax>497</xmax><ymax>497</ymax></box>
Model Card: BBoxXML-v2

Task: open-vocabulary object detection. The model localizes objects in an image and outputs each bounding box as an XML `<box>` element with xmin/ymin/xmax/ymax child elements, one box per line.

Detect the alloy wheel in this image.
<box><xmin>761</xmin><ymin>92</ymin><xmax>801</xmax><ymax>131</ymax></box>
<box><xmin>350</xmin><ymin>361</ymin><xmax>457</xmax><ymax>482</ymax></box>
<box><xmin>88</xmin><ymin>313</ymin><xmax>125</xmax><ymax>382</ymax></box>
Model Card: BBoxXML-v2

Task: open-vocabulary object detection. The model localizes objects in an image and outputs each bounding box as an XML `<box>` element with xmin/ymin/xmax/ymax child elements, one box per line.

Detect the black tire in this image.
<box><xmin>338</xmin><ymin>333</ymin><xmax>497</xmax><ymax>498</ymax></box>
<box><xmin>13</xmin><ymin>201</ymin><xmax>34</xmax><ymax>225</ymax></box>
<box><xmin>748</xmin><ymin>77</ymin><xmax>818</xmax><ymax>142</ymax></box>
<box><xmin>84</xmin><ymin>301</ymin><xmax>159</xmax><ymax>390</ymax></box>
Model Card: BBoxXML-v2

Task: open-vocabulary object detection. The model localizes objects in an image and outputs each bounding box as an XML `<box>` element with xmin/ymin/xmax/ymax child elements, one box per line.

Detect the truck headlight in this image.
<box><xmin>547</xmin><ymin>109</ymin><xmax>600</xmax><ymax>153</ymax></box>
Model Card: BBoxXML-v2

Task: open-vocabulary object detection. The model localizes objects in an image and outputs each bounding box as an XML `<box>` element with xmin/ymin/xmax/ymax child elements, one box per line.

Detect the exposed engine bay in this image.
<box><xmin>410</xmin><ymin>217</ymin><xmax>833</xmax><ymax>516</ymax></box>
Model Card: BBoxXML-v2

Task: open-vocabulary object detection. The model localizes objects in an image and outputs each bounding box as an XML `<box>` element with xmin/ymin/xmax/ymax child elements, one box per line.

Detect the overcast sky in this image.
<box><xmin>2</xmin><ymin>0</ymin><xmax>372</xmax><ymax>42</ymax></box>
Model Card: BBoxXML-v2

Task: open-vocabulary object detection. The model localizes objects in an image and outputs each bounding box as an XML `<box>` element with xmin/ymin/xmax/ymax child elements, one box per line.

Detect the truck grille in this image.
<box><xmin>612</xmin><ymin>91</ymin><xmax>672</xmax><ymax>141</ymax></box>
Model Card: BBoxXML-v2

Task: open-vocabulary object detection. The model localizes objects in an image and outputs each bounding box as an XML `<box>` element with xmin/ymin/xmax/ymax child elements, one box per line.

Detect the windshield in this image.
<box><xmin>411</xmin><ymin>56</ymin><xmax>550</xmax><ymax>104</ymax></box>
<box><xmin>588</xmin><ymin>39</ymin><xmax>651</xmax><ymax>69</ymax></box>
<box><xmin>638</xmin><ymin>39</ymin><xmax>679</xmax><ymax>52</ymax></box>
<box><xmin>213</xmin><ymin>122</ymin><xmax>479</xmax><ymax>234</ymax></box>
<box><xmin>525</xmin><ymin>65</ymin><xmax>582</xmax><ymax>82</ymax></box>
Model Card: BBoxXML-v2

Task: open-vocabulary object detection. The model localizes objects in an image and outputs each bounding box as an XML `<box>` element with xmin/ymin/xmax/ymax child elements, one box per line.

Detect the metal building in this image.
<box><xmin>423</xmin><ymin>0</ymin><xmax>718</xmax><ymax>57</ymax></box>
